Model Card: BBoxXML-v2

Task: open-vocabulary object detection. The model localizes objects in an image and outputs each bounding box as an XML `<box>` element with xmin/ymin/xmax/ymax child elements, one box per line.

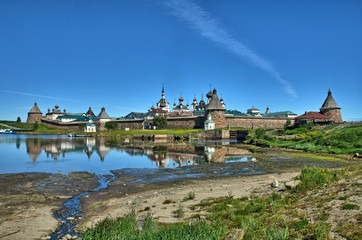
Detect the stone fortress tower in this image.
<box><xmin>27</xmin><ymin>102</ymin><xmax>43</xmax><ymax>123</ymax></box>
<box><xmin>205</xmin><ymin>89</ymin><xmax>226</xmax><ymax>128</ymax></box>
<box><xmin>320</xmin><ymin>89</ymin><xmax>342</xmax><ymax>122</ymax></box>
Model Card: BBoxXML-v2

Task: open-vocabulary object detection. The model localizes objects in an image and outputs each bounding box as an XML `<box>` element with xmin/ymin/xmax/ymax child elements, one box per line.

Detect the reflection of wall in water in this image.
<box><xmin>25</xmin><ymin>138</ymin><xmax>100</xmax><ymax>161</ymax></box>
<box><xmin>96</xmin><ymin>138</ymin><xmax>111</xmax><ymax>161</ymax></box>
<box><xmin>26</xmin><ymin>138</ymin><xmax>42</xmax><ymax>161</ymax></box>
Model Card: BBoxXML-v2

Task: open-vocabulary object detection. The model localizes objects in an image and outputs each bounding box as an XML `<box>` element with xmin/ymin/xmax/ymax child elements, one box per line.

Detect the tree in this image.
<box><xmin>153</xmin><ymin>115</ymin><xmax>167</xmax><ymax>129</ymax></box>
<box><xmin>255</xmin><ymin>128</ymin><xmax>266</xmax><ymax>139</ymax></box>
<box><xmin>16</xmin><ymin>117</ymin><xmax>21</xmax><ymax>123</ymax></box>
<box><xmin>33</xmin><ymin>121</ymin><xmax>39</xmax><ymax>130</ymax></box>
<box><xmin>284</xmin><ymin>119</ymin><xmax>292</xmax><ymax>131</ymax></box>
<box><xmin>78</xmin><ymin>123</ymin><xmax>85</xmax><ymax>130</ymax></box>
<box><xmin>105</xmin><ymin>121</ymin><xmax>118</xmax><ymax>130</ymax></box>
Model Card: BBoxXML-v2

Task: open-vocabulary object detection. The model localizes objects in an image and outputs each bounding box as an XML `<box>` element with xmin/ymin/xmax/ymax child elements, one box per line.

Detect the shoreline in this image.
<box><xmin>0</xmin><ymin>170</ymin><xmax>300</xmax><ymax>240</ymax></box>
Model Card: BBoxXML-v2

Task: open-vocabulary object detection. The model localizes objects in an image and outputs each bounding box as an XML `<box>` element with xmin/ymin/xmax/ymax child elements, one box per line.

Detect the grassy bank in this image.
<box><xmin>245</xmin><ymin>124</ymin><xmax>362</xmax><ymax>155</ymax></box>
<box><xmin>0</xmin><ymin>120</ymin><xmax>204</xmax><ymax>136</ymax></box>
<box><xmin>82</xmin><ymin>167</ymin><xmax>361</xmax><ymax>239</ymax></box>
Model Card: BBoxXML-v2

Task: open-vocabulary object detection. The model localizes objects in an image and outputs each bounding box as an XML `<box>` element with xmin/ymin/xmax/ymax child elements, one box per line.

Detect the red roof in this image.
<box><xmin>149</xmin><ymin>109</ymin><xmax>167</xmax><ymax>114</ymax></box>
<box><xmin>168</xmin><ymin>111</ymin><xmax>192</xmax><ymax>117</ymax></box>
<box><xmin>296</xmin><ymin>111</ymin><xmax>329</xmax><ymax>119</ymax></box>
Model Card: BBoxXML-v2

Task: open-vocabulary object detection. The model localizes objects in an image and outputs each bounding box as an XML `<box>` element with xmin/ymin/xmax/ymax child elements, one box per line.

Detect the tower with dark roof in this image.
<box><xmin>320</xmin><ymin>89</ymin><xmax>342</xmax><ymax>122</ymax></box>
<box><xmin>27</xmin><ymin>102</ymin><xmax>43</xmax><ymax>123</ymax></box>
<box><xmin>205</xmin><ymin>89</ymin><xmax>226</xmax><ymax>128</ymax></box>
<box><xmin>198</xmin><ymin>94</ymin><xmax>206</xmax><ymax>110</ymax></box>
<box><xmin>86</xmin><ymin>107</ymin><xmax>95</xmax><ymax>116</ymax></box>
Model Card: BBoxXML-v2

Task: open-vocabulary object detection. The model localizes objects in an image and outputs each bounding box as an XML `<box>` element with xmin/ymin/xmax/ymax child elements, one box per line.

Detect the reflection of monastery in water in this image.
<box><xmin>20</xmin><ymin>137</ymin><xmax>253</xmax><ymax>168</ymax></box>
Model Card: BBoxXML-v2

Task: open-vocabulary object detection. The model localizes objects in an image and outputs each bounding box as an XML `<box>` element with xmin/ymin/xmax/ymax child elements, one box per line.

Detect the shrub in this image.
<box><xmin>105</xmin><ymin>121</ymin><xmax>118</xmax><ymax>130</ymax></box>
<box><xmin>294</xmin><ymin>167</ymin><xmax>339</xmax><ymax>192</ymax></box>
<box><xmin>341</xmin><ymin>203</ymin><xmax>360</xmax><ymax>210</ymax></box>
<box><xmin>153</xmin><ymin>115</ymin><xmax>167</xmax><ymax>129</ymax></box>
<box><xmin>255</xmin><ymin>128</ymin><xmax>266</xmax><ymax>139</ymax></box>
<box><xmin>33</xmin><ymin>121</ymin><xmax>39</xmax><ymax>130</ymax></box>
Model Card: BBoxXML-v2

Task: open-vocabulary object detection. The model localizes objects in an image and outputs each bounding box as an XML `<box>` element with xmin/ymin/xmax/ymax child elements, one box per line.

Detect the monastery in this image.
<box><xmin>26</xmin><ymin>87</ymin><xmax>342</xmax><ymax>131</ymax></box>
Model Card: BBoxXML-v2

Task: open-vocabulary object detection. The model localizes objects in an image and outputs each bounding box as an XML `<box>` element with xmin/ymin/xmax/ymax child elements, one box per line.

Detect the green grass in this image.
<box><xmin>174</xmin><ymin>203</ymin><xmax>185</xmax><ymax>218</ymax></box>
<box><xmin>341</xmin><ymin>203</ymin><xmax>360</xmax><ymax>210</ymax></box>
<box><xmin>183</xmin><ymin>191</ymin><xmax>196</xmax><ymax>202</ymax></box>
<box><xmin>245</xmin><ymin>125</ymin><xmax>362</xmax><ymax>155</ymax></box>
<box><xmin>82</xmin><ymin>167</ymin><xmax>361</xmax><ymax>240</ymax></box>
<box><xmin>293</xmin><ymin>167</ymin><xmax>340</xmax><ymax>193</ymax></box>
<box><xmin>162</xmin><ymin>199</ymin><xmax>173</xmax><ymax>204</ymax></box>
<box><xmin>97</xmin><ymin>128</ymin><xmax>204</xmax><ymax>137</ymax></box>
<box><xmin>82</xmin><ymin>213</ymin><xmax>227</xmax><ymax>240</ymax></box>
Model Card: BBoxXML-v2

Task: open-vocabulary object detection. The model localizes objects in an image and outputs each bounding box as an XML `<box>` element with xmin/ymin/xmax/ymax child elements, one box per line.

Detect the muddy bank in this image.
<box><xmin>78</xmin><ymin>171</ymin><xmax>300</xmax><ymax>229</ymax></box>
<box><xmin>0</xmin><ymin>172</ymin><xmax>99</xmax><ymax>240</ymax></box>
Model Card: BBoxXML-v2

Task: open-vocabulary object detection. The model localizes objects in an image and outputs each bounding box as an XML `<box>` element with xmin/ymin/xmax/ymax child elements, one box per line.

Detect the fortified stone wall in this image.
<box><xmin>204</xmin><ymin>130</ymin><xmax>230</xmax><ymax>139</ymax></box>
<box><xmin>206</xmin><ymin>110</ymin><xmax>226</xmax><ymax>128</ymax></box>
<box><xmin>27</xmin><ymin>113</ymin><xmax>43</xmax><ymax>124</ymax></box>
<box><xmin>167</xmin><ymin>116</ymin><xmax>204</xmax><ymax>129</ymax></box>
<box><xmin>114</xmin><ymin>120</ymin><xmax>144</xmax><ymax>130</ymax></box>
<box><xmin>41</xmin><ymin>115</ymin><xmax>295</xmax><ymax>131</ymax></box>
<box><xmin>226</xmin><ymin>116</ymin><xmax>294</xmax><ymax>129</ymax></box>
<box><xmin>321</xmin><ymin>109</ymin><xmax>342</xmax><ymax>122</ymax></box>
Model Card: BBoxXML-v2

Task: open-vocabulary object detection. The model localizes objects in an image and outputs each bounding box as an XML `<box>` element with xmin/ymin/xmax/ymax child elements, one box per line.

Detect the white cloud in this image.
<box><xmin>164</xmin><ymin>0</ymin><xmax>297</xmax><ymax>98</ymax></box>
<box><xmin>1</xmin><ymin>90</ymin><xmax>137</xmax><ymax>112</ymax></box>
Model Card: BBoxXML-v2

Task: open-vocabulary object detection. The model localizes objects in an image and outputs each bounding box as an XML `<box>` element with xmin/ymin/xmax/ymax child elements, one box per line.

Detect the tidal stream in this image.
<box><xmin>50</xmin><ymin>174</ymin><xmax>116</xmax><ymax>239</ymax></box>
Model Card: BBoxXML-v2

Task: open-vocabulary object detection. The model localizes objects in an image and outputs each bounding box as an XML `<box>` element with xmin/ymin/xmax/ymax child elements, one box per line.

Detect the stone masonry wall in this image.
<box><xmin>115</xmin><ymin>120</ymin><xmax>144</xmax><ymax>130</ymax></box>
<box><xmin>167</xmin><ymin>116</ymin><xmax>204</xmax><ymax>129</ymax></box>
<box><xmin>321</xmin><ymin>109</ymin><xmax>342</xmax><ymax>122</ymax></box>
<box><xmin>226</xmin><ymin>116</ymin><xmax>295</xmax><ymax>129</ymax></box>
<box><xmin>27</xmin><ymin>113</ymin><xmax>43</xmax><ymax>124</ymax></box>
<box><xmin>206</xmin><ymin>110</ymin><xmax>226</xmax><ymax>128</ymax></box>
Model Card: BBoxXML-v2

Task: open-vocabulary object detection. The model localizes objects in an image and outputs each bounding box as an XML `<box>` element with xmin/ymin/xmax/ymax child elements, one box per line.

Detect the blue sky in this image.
<box><xmin>1</xmin><ymin>0</ymin><xmax>361</xmax><ymax>121</ymax></box>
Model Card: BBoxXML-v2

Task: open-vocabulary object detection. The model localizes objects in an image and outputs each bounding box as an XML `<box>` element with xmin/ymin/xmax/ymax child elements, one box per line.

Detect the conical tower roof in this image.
<box><xmin>86</xmin><ymin>107</ymin><xmax>95</xmax><ymax>116</ymax></box>
<box><xmin>95</xmin><ymin>107</ymin><xmax>111</xmax><ymax>121</ymax></box>
<box><xmin>29</xmin><ymin>102</ymin><xmax>42</xmax><ymax>113</ymax></box>
<box><xmin>206</xmin><ymin>89</ymin><xmax>224</xmax><ymax>110</ymax></box>
<box><xmin>320</xmin><ymin>89</ymin><xmax>340</xmax><ymax>110</ymax></box>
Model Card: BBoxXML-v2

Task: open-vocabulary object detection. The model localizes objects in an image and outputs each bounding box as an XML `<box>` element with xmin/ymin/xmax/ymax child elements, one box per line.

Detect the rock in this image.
<box><xmin>285</xmin><ymin>180</ymin><xmax>301</xmax><ymax>190</ymax></box>
<box><xmin>227</xmin><ymin>204</ymin><xmax>233</xmax><ymax>208</ymax></box>
<box><xmin>65</xmin><ymin>235</ymin><xmax>72</xmax><ymax>240</ymax></box>
<box><xmin>226</xmin><ymin>229</ymin><xmax>245</xmax><ymax>240</ymax></box>
<box><xmin>271</xmin><ymin>179</ymin><xmax>279</xmax><ymax>188</ymax></box>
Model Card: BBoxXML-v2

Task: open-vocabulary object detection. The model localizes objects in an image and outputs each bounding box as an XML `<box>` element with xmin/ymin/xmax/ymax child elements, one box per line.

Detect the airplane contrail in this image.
<box><xmin>164</xmin><ymin>0</ymin><xmax>297</xmax><ymax>98</ymax></box>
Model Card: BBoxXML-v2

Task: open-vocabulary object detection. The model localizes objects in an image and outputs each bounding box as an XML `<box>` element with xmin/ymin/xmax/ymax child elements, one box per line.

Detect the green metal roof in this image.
<box><xmin>263</xmin><ymin>111</ymin><xmax>296</xmax><ymax>117</ymax></box>
<box><xmin>225</xmin><ymin>109</ymin><xmax>247</xmax><ymax>116</ymax></box>
<box><xmin>57</xmin><ymin>115</ymin><xmax>96</xmax><ymax>122</ymax></box>
<box><xmin>204</xmin><ymin>120</ymin><xmax>215</xmax><ymax>123</ymax></box>
<box><xmin>193</xmin><ymin>110</ymin><xmax>205</xmax><ymax>113</ymax></box>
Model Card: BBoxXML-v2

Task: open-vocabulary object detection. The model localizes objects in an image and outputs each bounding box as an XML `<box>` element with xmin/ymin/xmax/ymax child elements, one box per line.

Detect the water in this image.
<box><xmin>0</xmin><ymin>135</ymin><xmax>252</xmax><ymax>174</ymax></box>
<box><xmin>1</xmin><ymin>134</ymin><xmax>350</xmax><ymax>239</ymax></box>
<box><xmin>49</xmin><ymin>174</ymin><xmax>115</xmax><ymax>239</ymax></box>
